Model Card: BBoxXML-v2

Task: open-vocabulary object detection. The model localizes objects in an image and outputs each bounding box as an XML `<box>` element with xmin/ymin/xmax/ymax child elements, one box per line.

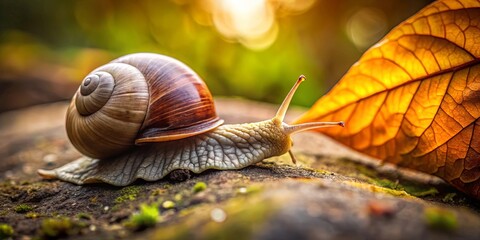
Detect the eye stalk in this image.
<box><xmin>273</xmin><ymin>75</ymin><xmax>345</xmax><ymax>164</ymax></box>
<box><xmin>273</xmin><ymin>75</ymin><xmax>345</xmax><ymax>134</ymax></box>
<box><xmin>273</xmin><ymin>75</ymin><xmax>306</xmax><ymax>125</ymax></box>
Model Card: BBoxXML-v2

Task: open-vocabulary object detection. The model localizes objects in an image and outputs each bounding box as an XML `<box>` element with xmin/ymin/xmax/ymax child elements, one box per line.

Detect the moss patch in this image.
<box><xmin>149</xmin><ymin>190</ymin><xmax>275</xmax><ymax>239</ymax></box>
<box><xmin>403</xmin><ymin>185</ymin><xmax>439</xmax><ymax>197</ymax></box>
<box><xmin>0</xmin><ymin>224</ymin><xmax>14</xmax><ymax>239</ymax></box>
<box><xmin>13</xmin><ymin>204</ymin><xmax>33</xmax><ymax>213</ymax></box>
<box><xmin>424</xmin><ymin>207</ymin><xmax>458</xmax><ymax>231</ymax></box>
<box><xmin>367</xmin><ymin>178</ymin><xmax>439</xmax><ymax>197</ymax></box>
<box><xmin>202</xmin><ymin>198</ymin><xmax>275</xmax><ymax>239</ymax></box>
<box><xmin>345</xmin><ymin>181</ymin><xmax>412</xmax><ymax>198</ymax></box>
<box><xmin>115</xmin><ymin>186</ymin><xmax>141</xmax><ymax>204</ymax></box>
<box><xmin>353</xmin><ymin>165</ymin><xmax>439</xmax><ymax>198</ymax></box>
<box><xmin>124</xmin><ymin>203</ymin><xmax>160</xmax><ymax>230</ymax></box>
<box><xmin>442</xmin><ymin>193</ymin><xmax>457</xmax><ymax>203</ymax></box>
<box><xmin>40</xmin><ymin>217</ymin><xmax>86</xmax><ymax>238</ymax></box>
<box><xmin>192</xmin><ymin>182</ymin><xmax>207</xmax><ymax>193</ymax></box>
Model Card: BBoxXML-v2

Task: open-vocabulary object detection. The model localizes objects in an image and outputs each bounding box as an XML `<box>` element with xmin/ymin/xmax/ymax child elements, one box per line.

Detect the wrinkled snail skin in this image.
<box><xmin>39</xmin><ymin>120</ymin><xmax>291</xmax><ymax>186</ymax></box>
<box><xmin>38</xmin><ymin>53</ymin><xmax>344</xmax><ymax>186</ymax></box>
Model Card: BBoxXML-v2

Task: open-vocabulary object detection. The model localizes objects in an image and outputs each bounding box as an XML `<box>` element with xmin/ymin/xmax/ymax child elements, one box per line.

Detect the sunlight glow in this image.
<box><xmin>346</xmin><ymin>8</ymin><xmax>387</xmax><ymax>51</ymax></box>
<box><xmin>213</xmin><ymin>0</ymin><xmax>275</xmax><ymax>50</ymax></box>
<box><xmin>187</xmin><ymin>0</ymin><xmax>317</xmax><ymax>50</ymax></box>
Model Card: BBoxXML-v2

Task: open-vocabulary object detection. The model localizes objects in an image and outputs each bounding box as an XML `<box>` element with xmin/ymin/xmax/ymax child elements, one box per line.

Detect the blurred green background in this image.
<box><xmin>0</xmin><ymin>0</ymin><xmax>433</xmax><ymax>113</ymax></box>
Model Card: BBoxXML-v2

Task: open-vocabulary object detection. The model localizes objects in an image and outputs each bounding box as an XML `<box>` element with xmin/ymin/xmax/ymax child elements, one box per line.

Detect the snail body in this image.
<box><xmin>38</xmin><ymin>53</ymin><xmax>343</xmax><ymax>186</ymax></box>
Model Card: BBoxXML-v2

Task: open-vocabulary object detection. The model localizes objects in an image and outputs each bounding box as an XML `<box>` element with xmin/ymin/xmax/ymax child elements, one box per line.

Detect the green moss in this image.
<box><xmin>401</xmin><ymin>183</ymin><xmax>438</xmax><ymax>197</ymax></box>
<box><xmin>124</xmin><ymin>203</ymin><xmax>160</xmax><ymax>230</ymax></box>
<box><xmin>355</xmin><ymin>165</ymin><xmax>379</xmax><ymax>178</ymax></box>
<box><xmin>373</xmin><ymin>186</ymin><xmax>410</xmax><ymax>197</ymax></box>
<box><xmin>371</xmin><ymin>178</ymin><xmax>399</xmax><ymax>189</ymax></box>
<box><xmin>365</xmin><ymin>177</ymin><xmax>438</xmax><ymax>198</ymax></box>
<box><xmin>149</xmin><ymin>194</ymin><xmax>277</xmax><ymax>239</ymax></box>
<box><xmin>13</xmin><ymin>204</ymin><xmax>33</xmax><ymax>213</ymax></box>
<box><xmin>352</xmin><ymin>163</ymin><xmax>439</xmax><ymax>198</ymax></box>
<box><xmin>0</xmin><ymin>224</ymin><xmax>14</xmax><ymax>239</ymax></box>
<box><xmin>115</xmin><ymin>186</ymin><xmax>140</xmax><ymax>204</ymax></box>
<box><xmin>40</xmin><ymin>217</ymin><xmax>80</xmax><ymax>238</ymax></box>
<box><xmin>442</xmin><ymin>193</ymin><xmax>457</xmax><ymax>203</ymax></box>
<box><xmin>346</xmin><ymin>181</ymin><xmax>411</xmax><ymax>197</ymax></box>
<box><xmin>204</xmin><ymin>201</ymin><xmax>274</xmax><ymax>239</ymax></box>
<box><xmin>424</xmin><ymin>207</ymin><xmax>457</xmax><ymax>231</ymax></box>
<box><xmin>192</xmin><ymin>182</ymin><xmax>207</xmax><ymax>193</ymax></box>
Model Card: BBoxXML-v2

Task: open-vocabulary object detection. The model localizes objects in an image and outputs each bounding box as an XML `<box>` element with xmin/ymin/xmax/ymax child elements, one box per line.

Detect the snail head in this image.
<box><xmin>271</xmin><ymin>75</ymin><xmax>345</xmax><ymax>163</ymax></box>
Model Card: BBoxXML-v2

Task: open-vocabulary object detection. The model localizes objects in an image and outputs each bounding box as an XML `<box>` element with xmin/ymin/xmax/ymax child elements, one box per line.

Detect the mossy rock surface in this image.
<box><xmin>0</xmin><ymin>99</ymin><xmax>479</xmax><ymax>240</ymax></box>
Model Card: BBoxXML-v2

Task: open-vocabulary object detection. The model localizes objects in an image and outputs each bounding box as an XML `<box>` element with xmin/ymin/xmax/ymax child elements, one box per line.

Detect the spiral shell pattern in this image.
<box><xmin>75</xmin><ymin>72</ymin><xmax>115</xmax><ymax>115</ymax></box>
<box><xmin>66</xmin><ymin>63</ymin><xmax>149</xmax><ymax>159</ymax></box>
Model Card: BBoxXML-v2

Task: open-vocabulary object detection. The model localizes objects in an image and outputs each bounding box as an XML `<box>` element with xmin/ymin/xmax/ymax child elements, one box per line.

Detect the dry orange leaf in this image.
<box><xmin>296</xmin><ymin>0</ymin><xmax>480</xmax><ymax>199</ymax></box>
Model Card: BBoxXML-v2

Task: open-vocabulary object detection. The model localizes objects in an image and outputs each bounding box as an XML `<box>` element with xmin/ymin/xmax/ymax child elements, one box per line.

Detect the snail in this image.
<box><xmin>38</xmin><ymin>53</ymin><xmax>344</xmax><ymax>186</ymax></box>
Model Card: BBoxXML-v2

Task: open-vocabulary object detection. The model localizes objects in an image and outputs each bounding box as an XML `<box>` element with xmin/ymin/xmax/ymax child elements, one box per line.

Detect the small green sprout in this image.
<box><xmin>0</xmin><ymin>224</ymin><xmax>14</xmax><ymax>239</ymax></box>
<box><xmin>192</xmin><ymin>182</ymin><xmax>207</xmax><ymax>193</ymax></box>
<box><xmin>125</xmin><ymin>204</ymin><xmax>160</xmax><ymax>230</ymax></box>
<box><xmin>442</xmin><ymin>193</ymin><xmax>457</xmax><ymax>203</ymax></box>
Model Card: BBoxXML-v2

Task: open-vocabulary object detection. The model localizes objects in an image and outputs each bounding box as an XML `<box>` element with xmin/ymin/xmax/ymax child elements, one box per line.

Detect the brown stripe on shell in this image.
<box><xmin>112</xmin><ymin>53</ymin><xmax>223</xmax><ymax>143</ymax></box>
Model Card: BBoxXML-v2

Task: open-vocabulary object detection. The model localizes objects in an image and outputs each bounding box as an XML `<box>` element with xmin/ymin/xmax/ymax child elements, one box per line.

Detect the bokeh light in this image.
<box><xmin>213</xmin><ymin>0</ymin><xmax>276</xmax><ymax>49</ymax></box>
<box><xmin>207</xmin><ymin>0</ymin><xmax>317</xmax><ymax>50</ymax></box>
<box><xmin>346</xmin><ymin>7</ymin><xmax>388</xmax><ymax>51</ymax></box>
<box><xmin>0</xmin><ymin>0</ymin><xmax>434</xmax><ymax>112</ymax></box>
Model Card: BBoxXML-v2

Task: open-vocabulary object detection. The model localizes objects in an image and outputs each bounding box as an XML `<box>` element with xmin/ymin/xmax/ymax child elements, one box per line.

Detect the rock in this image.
<box><xmin>0</xmin><ymin>99</ymin><xmax>479</xmax><ymax>240</ymax></box>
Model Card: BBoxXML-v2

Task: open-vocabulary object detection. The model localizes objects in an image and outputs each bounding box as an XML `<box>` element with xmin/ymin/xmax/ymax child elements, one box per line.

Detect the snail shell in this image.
<box><xmin>67</xmin><ymin>53</ymin><xmax>223</xmax><ymax>159</ymax></box>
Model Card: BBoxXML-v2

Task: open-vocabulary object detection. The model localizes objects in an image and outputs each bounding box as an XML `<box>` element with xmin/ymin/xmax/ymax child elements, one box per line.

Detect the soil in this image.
<box><xmin>0</xmin><ymin>98</ymin><xmax>479</xmax><ymax>240</ymax></box>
